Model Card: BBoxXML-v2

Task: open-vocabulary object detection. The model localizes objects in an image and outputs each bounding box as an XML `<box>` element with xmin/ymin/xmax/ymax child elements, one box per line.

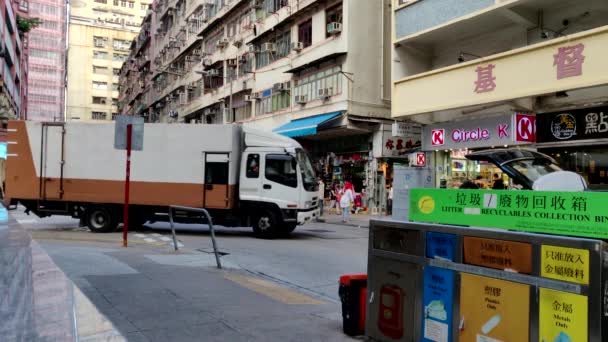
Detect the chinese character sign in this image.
<box><xmin>539</xmin><ymin>288</ymin><xmax>588</xmax><ymax>342</ymax></box>
<box><xmin>553</xmin><ymin>43</ymin><xmax>585</xmax><ymax>79</ymax></box>
<box><xmin>541</xmin><ymin>245</ymin><xmax>589</xmax><ymax>285</ymax></box>
<box><xmin>463</xmin><ymin>237</ymin><xmax>532</xmax><ymax>274</ymax></box>
<box><xmin>474</xmin><ymin>64</ymin><xmax>497</xmax><ymax>93</ymax></box>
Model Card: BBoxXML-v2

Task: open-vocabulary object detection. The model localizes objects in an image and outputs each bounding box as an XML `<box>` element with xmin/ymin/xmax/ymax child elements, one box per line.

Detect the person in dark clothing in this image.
<box><xmin>492</xmin><ymin>173</ymin><xmax>505</xmax><ymax>189</ymax></box>
<box><xmin>460</xmin><ymin>179</ymin><xmax>479</xmax><ymax>189</ymax></box>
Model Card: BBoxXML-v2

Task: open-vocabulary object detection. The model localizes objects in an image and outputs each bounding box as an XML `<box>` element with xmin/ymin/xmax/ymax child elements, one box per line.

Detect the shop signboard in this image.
<box><xmin>540</xmin><ymin>245</ymin><xmax>589</xmax><ymax>285</ymax></box>
<box><xmin>537</xmin><ymin>105</ymin><xmax>608</xmax><ymax>143</ymax></box>
<box><xmin>539</xmin><ymin>288</ymin><xmax>588</xmax><ymax>342</ymax></box>
<box><xmin>459</xmin><ymin>273</ymin><xmax>530</xmax><ymax>342</ymax></box>
<box><xmin>392</xmin><ymin>122</ymin><xmax>421</xmax><ymax>137</ymax></box>
<box><xmin>410</xmin><ymin>189</ymin><xmax>608</xmax><ymax>239</ymax></box>
<box><xmin>383</xmin><ymin>125</ymin><xmax>422</xmax><ymax>157</ymax></box>
<box><xmin>421</xmin><ymin>113</ymin><xmax>533</xmax><ymax>151</ymax></box>
<box><xmin>409</xmin><ymin>152</ymin><xmax>426</xmax><ymax>167</ymax></box>
<box><xmin>422</xmin><ymin>267</ymin><xmax>455</xmax><ymax>342</ymax></box>
<box><xmin>463</xmin><ymin>237</ymin><xmax>533</xmax><ymax>274</ymax></box>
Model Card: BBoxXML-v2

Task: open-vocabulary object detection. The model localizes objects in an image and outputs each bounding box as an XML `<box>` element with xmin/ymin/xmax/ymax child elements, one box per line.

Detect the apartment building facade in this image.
<box><xmin>1</xmin><ymin>0</ymin><xmax>28</xmax><ymax>120</ymax></box>
<box><xmin>392</xmin><ymin>0</ymin><xmax>608</xmax><ymax>190</ymax></box>
<box><xmin>25</xmin><ymin>0</ymin><xmax>67</xmax><ymax>122</ymax></box>
<box><xmin>120</xmin><ymin>0</ymin><xmax>396</xmax><ymax>210</ymax></box>
<box><xmin>66</xmin><ymin>0</ymin><xmax>149</xmax><ymax>121</ymax></box>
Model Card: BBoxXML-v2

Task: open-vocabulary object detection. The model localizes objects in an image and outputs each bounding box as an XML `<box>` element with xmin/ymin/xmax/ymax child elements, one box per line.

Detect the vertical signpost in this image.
<box><xmin>114</xmin><ymin>116</ymin><xmax>144</xmax><ymax>247</ymax></box>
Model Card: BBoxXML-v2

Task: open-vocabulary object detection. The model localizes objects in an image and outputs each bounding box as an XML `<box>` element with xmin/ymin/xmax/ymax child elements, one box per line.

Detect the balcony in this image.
<box><xmin>393</xmin><ymin>25</ymin><xmax>608</xmax><ymax>118</ymax></box>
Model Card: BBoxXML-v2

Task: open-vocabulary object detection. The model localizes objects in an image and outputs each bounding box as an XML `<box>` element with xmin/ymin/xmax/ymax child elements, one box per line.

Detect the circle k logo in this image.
<box><xmin>431</xmin><ymin>129</ymin><xmax>445</xmax><ymax>146</ymax></box>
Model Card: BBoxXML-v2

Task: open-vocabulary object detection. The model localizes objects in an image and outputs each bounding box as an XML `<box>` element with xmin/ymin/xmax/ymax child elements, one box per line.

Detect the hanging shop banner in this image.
<box><xmin>541</xmin><ymin>245</ymin><xmax>590</xmax><ymax>285</ymax></box>
<box><xmin>410</xmin><ymin>189</ymin><xmax>608</xmax><ymax>239</ymax></box>
<box><xmin>421</xmin><ymin>113</ymin><xmax>534</xmax><ymax>151</ymax></box>
<box><xmin>463</xmin><ymin>237</ymin><xmax>533</xmax><ymax>274</ymax></box>
<box><xmin>537</xmin><ymin>105</ymin><xmax>608</xmax><ymax>143</ymax></box>
<box><xmin>459</xmin><ymin>273</ymin><xmax>530</xmax><ymax>342</ymax></box>
<box><xmin>539</xmin><ymin>288</ymin><xmax>588</xmax><ymax>342</ymax></box>
<box><xmin>422</xmin><ymin>267</ymin><xmax>455</xmax><ymax>342</ymax></box>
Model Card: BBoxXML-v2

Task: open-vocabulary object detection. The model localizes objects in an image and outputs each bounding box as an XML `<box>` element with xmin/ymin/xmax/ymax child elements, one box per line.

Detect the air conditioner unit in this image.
<box><xmin>273</xmin><ymin>82</ymin><xmax>289</xmax><ymax>92</ymax></box>
<box><xmin>327</xmin><ymin>22</ymin><xmax>342</xmax><ymax>35</ymax></box>
<box><xmin>318</xmin><ymin>87</ymin><xmax>333</xmax><ymax>98</ymax></box>
<box><xmin>227</xmin><ymin>59</ymin><xmax>237</xmax><ymax>66</ymax></box>
<box><xmin>251</xmin><ymin>92</ymin><xmax>261</xmax><ymax>99</ymax></box>
<box><xmin>203</xmin><ymin>58</ymin><xmax>213</xmax><ymax>66</ymax></box>
<box><xmin>216</xmin><ymin>38</ymin><xmax>229</xmax><ymax>49</ymax></box>
<box><xmin>207</xmin><ymin>69</ymin><xmax>220</xmax><ymax>77</ymax></box>
<box><xmin>185</xmin><ymin>56</ymin><xmax>194</xmax><ymax>62</ymax></box>
<box><xmin>244</xmin><ymin>95</ymin><xmax>253</xmax><ymax>101</ymax></box>
<box><xmin>295</xmin><ymin>95</ymin><xmax>308</xmax><ymax>104</ymax></box>
<box><xmin>247</xmin><ymin>45</ymin><xmax>258</xmax><ymax>54</ymax></box>
<box><xmin>193</xmin><ymin>49</ymin><xmax>202</xmax><ymax>56</ymax></box>
<box><xmin>291</xmin><ymin>41</ymin><xmax>304</xmax><ymax>52</ymax></box>
<box><xmin>261</xmin><ymin>42</ymin><xmax>276</xmax><ymax>53</ymax></box>
<box><xmin>233</xmin><ymin>39</ymin><xmax>243</xmax><ymax>48</ymax></box>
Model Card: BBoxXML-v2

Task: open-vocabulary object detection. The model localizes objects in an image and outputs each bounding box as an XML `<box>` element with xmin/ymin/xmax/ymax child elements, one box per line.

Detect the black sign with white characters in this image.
<box><xmin>537</xmin><ymin>106</ymin><xmax>608</xmax><ymax>143</ymax></box>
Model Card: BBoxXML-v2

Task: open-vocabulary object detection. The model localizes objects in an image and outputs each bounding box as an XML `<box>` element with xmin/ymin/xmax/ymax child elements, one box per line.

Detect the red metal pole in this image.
<box><xmin>123</xmin><ymin>124</ymin><xmax>132</xmax><ymax>247</ymax></box>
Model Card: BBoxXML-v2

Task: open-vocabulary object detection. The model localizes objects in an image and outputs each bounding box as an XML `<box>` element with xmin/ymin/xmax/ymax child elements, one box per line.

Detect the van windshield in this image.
<box><xmin>296</xmin><ymin>149</ymin><xmax>318</xmax><ymax>192</ymax></box>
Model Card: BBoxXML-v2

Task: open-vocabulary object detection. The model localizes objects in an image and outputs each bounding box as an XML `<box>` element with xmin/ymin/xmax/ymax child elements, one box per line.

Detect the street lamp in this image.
<box><xmin>195</xmin><ymin>69</ymin><xmax>233</xmax><ymax>124</ymax></box>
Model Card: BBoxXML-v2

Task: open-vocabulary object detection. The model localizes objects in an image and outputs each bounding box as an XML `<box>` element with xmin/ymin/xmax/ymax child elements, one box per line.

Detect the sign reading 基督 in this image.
<box><xmin>410</xmin><ymin>189</ymin><xmax>608</xmax><ymax>239</ymax></box>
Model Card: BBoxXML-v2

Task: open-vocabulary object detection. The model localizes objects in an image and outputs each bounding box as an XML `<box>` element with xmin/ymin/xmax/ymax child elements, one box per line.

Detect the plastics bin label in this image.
<box><xmin>539</xmin><ymin>288</ymin><xmax>588</xmax><ymax>342</ymax></box>
<box><xmin>422</xmin><ymin>267</ymin><xmax>454</xmax><ymax>342</ymax></box>
<box><xmin>541</xmin><ymin>245</ymin><xmax>589</xmax><ymax>285</ymax></box>
<box><xmin>459</xmin><ymin>273</ymin><xmax>530</xmax><ymax>342</ymax></box>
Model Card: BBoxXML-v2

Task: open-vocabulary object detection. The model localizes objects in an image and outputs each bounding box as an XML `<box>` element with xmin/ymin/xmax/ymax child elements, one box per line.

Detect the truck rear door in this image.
<box><xmin>40</xmin><ymin>123</ymin><xmax>65</xmax><ymax>200</ymax></box>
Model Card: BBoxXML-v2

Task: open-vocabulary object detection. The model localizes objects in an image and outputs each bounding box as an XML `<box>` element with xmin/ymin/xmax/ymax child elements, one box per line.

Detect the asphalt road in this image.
<box><xmin>12</xmin><ymin>209</ymin><xmax>369</xmax><ymax>341</ymax></box>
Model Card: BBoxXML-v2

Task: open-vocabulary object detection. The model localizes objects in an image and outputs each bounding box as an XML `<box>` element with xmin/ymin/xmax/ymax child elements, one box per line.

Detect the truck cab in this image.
<box><xmin>238</xmin><ymin>128</ymin><xmax>319</xmax><ymax>237</ymax></box>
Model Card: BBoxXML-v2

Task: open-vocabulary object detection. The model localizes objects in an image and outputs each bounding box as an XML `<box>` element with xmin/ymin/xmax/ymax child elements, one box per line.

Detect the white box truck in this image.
<box><xmin>5</xmin><ymin>121</ymin><xmax>320</xmax><ymax>237</ymax></box>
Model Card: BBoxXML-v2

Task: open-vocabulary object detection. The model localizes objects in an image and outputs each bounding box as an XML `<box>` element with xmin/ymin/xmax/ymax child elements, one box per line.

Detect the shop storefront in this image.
<box><xmin>537</xmin><ymin>105</ymin><xmax>608</xmax><ymax>190</ymax></box>
<box><xmin>422</xmin><ymin>113</ymin><xmax>536</xmax><ymax>189</ymax></box>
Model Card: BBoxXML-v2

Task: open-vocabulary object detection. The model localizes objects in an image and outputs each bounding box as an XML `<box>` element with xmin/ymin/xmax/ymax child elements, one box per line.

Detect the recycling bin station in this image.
<box><xmin>366</xmin><ymin>189</ymin><xmax>608</xmax><ymax>342</ymax></box>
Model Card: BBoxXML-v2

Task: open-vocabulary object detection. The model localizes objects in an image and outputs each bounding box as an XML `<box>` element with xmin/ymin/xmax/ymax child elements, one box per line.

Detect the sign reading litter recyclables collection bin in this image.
<box><xmin>410</xmin><ymin>189</ymin><xmax>608</xmax><ymax>239</ymax></box>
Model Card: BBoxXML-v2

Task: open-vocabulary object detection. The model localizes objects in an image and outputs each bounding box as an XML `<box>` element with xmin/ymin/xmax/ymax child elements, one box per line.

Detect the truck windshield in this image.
<box><xmin>296</xmin><ymin>149</ymin><xmax>318</xmax><ymax>192</ymax></box>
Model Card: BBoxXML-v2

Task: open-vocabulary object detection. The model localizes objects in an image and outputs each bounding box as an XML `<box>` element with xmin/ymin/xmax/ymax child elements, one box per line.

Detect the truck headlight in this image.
<box><xmin>305</xmin><ymin>201</ymin><xmax>312</xmax><ymax>209</ymax></box>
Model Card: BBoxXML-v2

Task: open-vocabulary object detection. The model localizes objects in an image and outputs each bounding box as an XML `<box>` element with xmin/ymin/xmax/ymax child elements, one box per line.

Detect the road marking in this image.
<box><xmin>224</xmin><ymin>273</ymin><xmax>324</xmax><ymax>305</ymax></box>
<box><xmin>159</xmin><ymin>236</ymin><xmax>172</xmax><ymax>242</ymax></box>
<box><xmin>143</xmin><ymin>238</ymin><xmax>156</xmax><ymax>243</ymax></box>
<box><xmin>135</xmin><ymin>234</ymin><xmax>146</xmax><ymax>238</ymax></box>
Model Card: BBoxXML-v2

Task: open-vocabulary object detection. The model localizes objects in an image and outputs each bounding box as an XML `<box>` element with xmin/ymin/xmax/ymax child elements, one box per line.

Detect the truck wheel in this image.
<box><xmin>252</xmin><ymin>210</ymin><xmax>279</xmax><ymax>238</ymax></box>
<box><xmin>86</xmin><ymin>206</ymin><xmax>117</xmax><ymax>233</ymax></box>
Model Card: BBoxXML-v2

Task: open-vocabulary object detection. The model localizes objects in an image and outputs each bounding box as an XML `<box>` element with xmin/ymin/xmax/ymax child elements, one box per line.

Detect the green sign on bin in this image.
<box><xmin>410</xmin><ymin>189</ymin><xmax>608</xmax><ymax>239</ymax></box>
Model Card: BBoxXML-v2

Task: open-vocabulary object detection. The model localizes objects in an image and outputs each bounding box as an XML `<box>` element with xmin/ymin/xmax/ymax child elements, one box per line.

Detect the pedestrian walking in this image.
<box><xmin>387</xmin><ymin>185</ymin><xmax>393</xmax><ymax>215</ymax></box>
<box><xmin>340</xmin><ymin>182</ymin><xmax>354</xmax><ymax>223</ymax></box>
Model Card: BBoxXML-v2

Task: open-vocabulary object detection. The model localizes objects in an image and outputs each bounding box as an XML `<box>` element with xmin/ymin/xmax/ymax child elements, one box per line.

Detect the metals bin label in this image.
<box><xmin>422</xmin><ymin>266</ymin><xmax>455</xmax><ymax>342</ymax></box>
<box><xmin>541</xmin><ymin>245</ymin><xmax>589</xmax><ymax>285</ymax></box>
<box><xmin>459</xmin><ymin>273</ymin><xmax>530</xmax><ymax>342</ymax></box>
<box><xmin>539</xmin><ymin>288</ymin><xmax>588</xmax><ymax>342</ymax></box>
<box><xmin>427</xmin><ymin>232</ymin><xmax>457</xmax><ymax>260</ymax></box>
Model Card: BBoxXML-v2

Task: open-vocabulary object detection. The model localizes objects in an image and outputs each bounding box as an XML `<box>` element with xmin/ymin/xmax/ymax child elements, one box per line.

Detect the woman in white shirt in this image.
<box><xmin>340</xmin><ymin>181</ymin><xmax>355</xmax><ymax>223</ymax></box>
